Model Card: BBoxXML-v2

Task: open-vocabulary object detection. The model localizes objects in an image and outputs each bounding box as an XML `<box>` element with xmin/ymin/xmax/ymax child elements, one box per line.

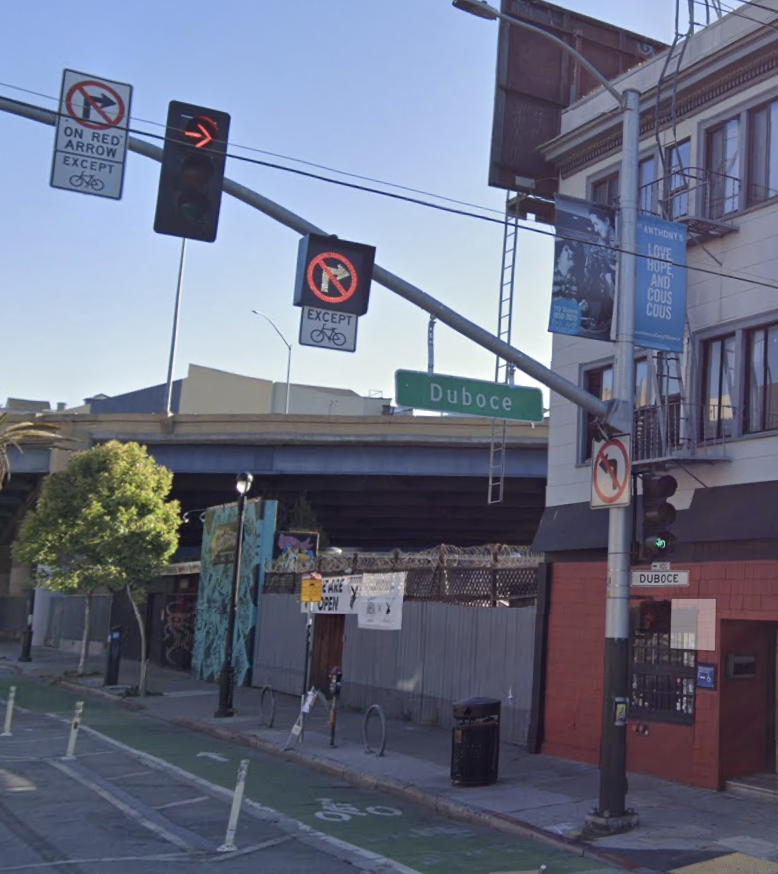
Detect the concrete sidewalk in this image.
<box><xmin>4</xmin><ymin>644</ymin><xmax>778</xmax><ymax>874</ymax></box>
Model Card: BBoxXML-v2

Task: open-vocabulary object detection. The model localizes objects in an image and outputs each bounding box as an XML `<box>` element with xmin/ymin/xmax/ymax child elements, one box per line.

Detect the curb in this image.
<box><xmin>57</xmin><ymin>679</ymin><xmax>147</xmax><ymax>711</ymax></box>
<box><xmin>15</xmin><ymin>674</ymin><xmax>641</xmax><ymax>873</ymax></box>
<box><xmin>169</xmin><ymin>716</ymin><xmax>641</xmax><ymax>872</ymax></box>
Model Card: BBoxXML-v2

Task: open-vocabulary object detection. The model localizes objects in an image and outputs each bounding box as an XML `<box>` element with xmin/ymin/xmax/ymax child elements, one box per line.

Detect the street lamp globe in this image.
<box><xmin>236</xmin><ymin>472</ymin><xmax>253</xmax><ymax>496</ymax></box>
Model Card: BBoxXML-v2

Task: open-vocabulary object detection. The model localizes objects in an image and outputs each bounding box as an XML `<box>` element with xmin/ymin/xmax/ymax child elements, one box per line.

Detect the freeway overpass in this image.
<box><xmin>2</xmin><ymin>411</ymin><xmax>547</xmax><ymax>556</ymax></box>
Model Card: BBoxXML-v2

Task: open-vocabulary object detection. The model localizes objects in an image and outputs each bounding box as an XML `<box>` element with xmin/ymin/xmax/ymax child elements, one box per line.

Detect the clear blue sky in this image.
<box><xmin>1</xmin><ymin>1</ymin><xmax>692</xmax><ymax>408</ymax></box>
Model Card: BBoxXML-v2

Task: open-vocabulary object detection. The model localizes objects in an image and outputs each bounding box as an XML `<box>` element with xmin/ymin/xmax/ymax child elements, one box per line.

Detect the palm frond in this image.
<box><xmin>0</xmin><ymin>413</ymin><xmax>63</xmax><ymax>490</ymax></box>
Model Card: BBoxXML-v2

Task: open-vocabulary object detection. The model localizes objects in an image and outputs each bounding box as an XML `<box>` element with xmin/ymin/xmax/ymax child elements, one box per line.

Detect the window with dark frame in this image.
<box><xmin>745</xmin><ymin>322</ymin><xmax>778</xmax><ymax>433</ymax></box>
<box><xmin>702</xmin><ymin>334</ymin><xmax>736</xmax><ymax>440</ymax></box>
<box><xmin>592</xmin><ymin>173</ymin><xmax>620</xmax><ymax>207</ymax></box>
<box><xmin>666</xmin><ymin>140</ymin><xmax>691</xmax><ymax>219</ymax></box>
<box><xmin>639</xmin><ymin>156</ymin><xmax>657</xmax><ymax>214</ymax></box>
<box><xmin>583</xmin><ymin>365</ymin><xmax>613</xmax><ymax>461</ymax></box>
<box><xmin>582</xmin><ymin>360</ymin><xmax>647</xmax><ymax>461</ymax></box>
<box><xmin>748</xmin><ymin>100</ymin><xmax>778</xmax><ymax>205</ymax></box>
<box><xmin>631</xmin><ymin>614</ymin><xmax>696</xmax><ymax>725</ymax></box>
<box><xmin>706</xmin><ymin>118</ymin><xmax>740</xmax><ymax>218</ymax></box>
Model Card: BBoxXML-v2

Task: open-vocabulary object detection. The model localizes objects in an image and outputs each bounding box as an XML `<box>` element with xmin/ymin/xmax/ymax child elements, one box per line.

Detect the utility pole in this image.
<box><xmin>453</xmin><ymin>0</ymin><xmax>640</xmax><ymax>831</ymax></box>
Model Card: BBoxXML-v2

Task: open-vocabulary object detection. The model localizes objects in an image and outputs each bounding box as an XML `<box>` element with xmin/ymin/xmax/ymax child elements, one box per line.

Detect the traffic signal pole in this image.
<box><xmin>5</xmin><ymin>90</ymin><xmax>639</xmax><ymax>826</ymax></box>
<box><xmin>597</xmin><ymin>88</ymin><xmax>640</xmax><ymax>828</ymax></box>
<box><xmin>164</xmin><ymin>238</ymin><xmax>187</xmax><ymax>416</ymax></box>
<box><xmin>0</xmin><ymin>95</ymin><xmax>615</xmax><ymax>427</ymax></box>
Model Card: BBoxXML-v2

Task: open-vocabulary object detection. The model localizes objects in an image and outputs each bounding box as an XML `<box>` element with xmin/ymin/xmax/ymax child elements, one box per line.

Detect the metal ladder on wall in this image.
<box><xmin>488</xmin><ymin>191</ymin><xmax>519</xmax><ymax>504</ymax></box>
<box><xmin>649</xmin><ymin>350</ymin><xmax>685</xmax><ymax>459</ymax></box>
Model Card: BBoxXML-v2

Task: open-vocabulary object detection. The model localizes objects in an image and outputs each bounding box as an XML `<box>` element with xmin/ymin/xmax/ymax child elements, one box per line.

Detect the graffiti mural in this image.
<box><xmin>163</xmin><ymin>594</ymin><xmax>197</xmax><ymax>671</ymax></box>
<box><xmin>273</xmin><ymin>530</ymin><xmax>319</xmax><ymax>573</ymax></box>
<box><xmin>192</xmin><ymin>498</ymin><xmax>277</xmax><ymax>685</ymax></box>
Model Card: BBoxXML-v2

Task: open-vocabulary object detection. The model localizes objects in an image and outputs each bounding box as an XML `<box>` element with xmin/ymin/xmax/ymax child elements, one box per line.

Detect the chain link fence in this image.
<box><xmin>264</xmin><ymin>544</ymin><xmax>542</xmax><ymax>606</ymax></box>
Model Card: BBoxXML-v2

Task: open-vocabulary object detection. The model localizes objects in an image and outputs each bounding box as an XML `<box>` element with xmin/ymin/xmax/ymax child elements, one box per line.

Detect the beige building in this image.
<box><xmin>70</xmin><ymin>363</ymin><xmax>392</xmax><ymax>417</ymax></box>
<box><xmin>531</xmin><ymin>1</ymin><xmax>778</xmax><ymax>791</ymax></box>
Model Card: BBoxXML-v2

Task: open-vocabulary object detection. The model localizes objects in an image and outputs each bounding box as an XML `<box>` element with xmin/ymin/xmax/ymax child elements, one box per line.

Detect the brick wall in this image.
<box><xmin>543</xmin><ymin>558</ymin><xmax>778</xmax><ymax>789</ymax></box>
<box><xmin>543</xmin><ymin>563</ymin><xmax>606</xmax><ymax>764</ymax></box>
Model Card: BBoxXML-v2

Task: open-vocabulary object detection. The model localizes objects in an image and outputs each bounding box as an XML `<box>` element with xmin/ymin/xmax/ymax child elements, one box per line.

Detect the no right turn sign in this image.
<box><xmin>591</xmin><ymin>434</ymin><xmax>632</xmax><ymax>509</ymax></box>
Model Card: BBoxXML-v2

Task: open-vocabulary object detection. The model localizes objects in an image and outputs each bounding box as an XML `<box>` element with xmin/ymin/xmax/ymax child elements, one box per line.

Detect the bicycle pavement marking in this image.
<box><xmin>0</xmin><ymin>680</ymin><xmax>606</xmax><ymax>874</ymax></box>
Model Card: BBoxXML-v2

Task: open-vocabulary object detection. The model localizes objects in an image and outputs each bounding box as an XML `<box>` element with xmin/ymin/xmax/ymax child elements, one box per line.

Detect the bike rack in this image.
<box><xmin>363</xmin><ymin>704</ymin><xmax>387</xmax><ymax>757</ymax></box>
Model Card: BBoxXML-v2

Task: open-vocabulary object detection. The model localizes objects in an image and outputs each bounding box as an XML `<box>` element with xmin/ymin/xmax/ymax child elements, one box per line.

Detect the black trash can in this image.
<box><xmin>451</xmin><ymin>696</ymin><xmax>500</xmax><ymax>786</ymax></box>
<box><xmin>104</xmin><ymin>626</ymin><xmax>122</xmax><ymax>687</ymax></box>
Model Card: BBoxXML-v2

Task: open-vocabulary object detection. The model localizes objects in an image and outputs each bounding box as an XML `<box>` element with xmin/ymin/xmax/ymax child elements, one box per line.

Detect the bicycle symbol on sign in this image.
<box><xmin>315</xmin><ymin>798</ymin><xmax>402</xmax><ymax>822</ymax></box>
<box><xmin>69</xmin><ymin>172</ymin><xmax>105</xmax><ymax>192</ymax></box>
<box><xmin>310</xmin><ymin>326</ymin><xmax>347</xmax><ymax>347</ymax></box>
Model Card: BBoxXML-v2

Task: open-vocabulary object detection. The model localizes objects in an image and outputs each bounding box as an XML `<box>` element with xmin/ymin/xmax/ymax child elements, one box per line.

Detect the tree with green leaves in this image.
<box><xmin>13</xmin><ymin>441</ymin><xmax>180</xmax><ymax>692</ymax></box>
<box><xmin>0</xmin><ymin>413</ymin><xmax>61</xmax><ymax>490</ymax></box>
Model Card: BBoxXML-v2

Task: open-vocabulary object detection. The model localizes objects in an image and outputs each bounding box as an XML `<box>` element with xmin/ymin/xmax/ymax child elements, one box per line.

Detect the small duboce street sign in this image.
<box><xmin>50</xmin><ymin>69</ymin><xmax>132</xmax><ymax>199</ymax></box>
<box><xmin>590</xmin><ymin>434</ymin><xmax>632</xmax><ymax>509</ymax></box>
<box><xmin>631</xmin><ymin>570</ymin><xmax>690</xmax><ymax>587</ymax></box>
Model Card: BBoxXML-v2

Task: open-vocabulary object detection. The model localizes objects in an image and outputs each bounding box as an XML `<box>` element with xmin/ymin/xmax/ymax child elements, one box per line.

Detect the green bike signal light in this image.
<box><xmin>640</xmin><ymin>472</ymin><xmax>678</xmax><ymax>560</ymax></box>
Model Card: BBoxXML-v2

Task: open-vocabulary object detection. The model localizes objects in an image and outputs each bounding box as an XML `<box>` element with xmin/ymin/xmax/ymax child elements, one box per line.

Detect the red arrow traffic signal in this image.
<box><xmin>184</xmin><ymin>116</ymin><xmax>218</xmax><ymax>149</ymax></box>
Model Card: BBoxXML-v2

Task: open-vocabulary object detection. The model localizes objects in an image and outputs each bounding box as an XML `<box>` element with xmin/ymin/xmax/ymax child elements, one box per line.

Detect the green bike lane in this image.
<box><xmin>0</xmin><ymin>675</ymin><xmax>616</xmax><ymax>874</ymax></box>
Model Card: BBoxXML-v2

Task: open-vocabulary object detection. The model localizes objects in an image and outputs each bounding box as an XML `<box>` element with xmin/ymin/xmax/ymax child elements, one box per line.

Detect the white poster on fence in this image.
<box><xmin>357</xmin><ymin>572</ymin><xmax>405</xmax><ymax>631</ymax></box>
<box><xmin>300</xmin><ymin>574</ymin><xmax>363</xmax><ymax>614</ymax></box>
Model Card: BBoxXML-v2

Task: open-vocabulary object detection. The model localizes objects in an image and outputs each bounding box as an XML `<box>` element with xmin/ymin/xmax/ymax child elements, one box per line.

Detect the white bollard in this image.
<box><xmin>64</xmin><ymin>701</ymin><xmax>84</xmax><ymax>759</ymax></box>
<box><xmin>1</xmin><ymin>686</ymin><xmax>16</xmax><ymax>737</ymax></box>
<box><xmin>217</xmin><ymin>758</ymin><xmax>249</xmax><ymax>852</ymax></box>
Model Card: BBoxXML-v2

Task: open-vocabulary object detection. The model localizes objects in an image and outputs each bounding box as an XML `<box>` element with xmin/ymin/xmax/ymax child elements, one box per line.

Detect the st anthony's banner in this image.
<box><xmin>634</xmin><ymin>214</ymin><xmax>687</xmax><ymax>353</ymax></box>
<box><xmin>548</xmin><ymin>195</ymin><xmax>617</xmax><ymax>342</ymax></box>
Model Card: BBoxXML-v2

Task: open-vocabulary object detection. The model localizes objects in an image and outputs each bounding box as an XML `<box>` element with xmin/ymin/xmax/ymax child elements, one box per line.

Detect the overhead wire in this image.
<box><xmin>2</xmin><ymin>91</ymin><xmax>778</xmax><ymax>294</ymax></box>
<box><xmin>0</xmin><ymin>80</ymin><xmax>508</xmax><ymax>220</ymax></box>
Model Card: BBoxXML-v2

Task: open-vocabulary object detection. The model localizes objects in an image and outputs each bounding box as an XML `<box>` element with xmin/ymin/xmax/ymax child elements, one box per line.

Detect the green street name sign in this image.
<box><xmin>394</xmin><ymin>370</ymin><xmax>544</xmax><ymax>423</ymax></box>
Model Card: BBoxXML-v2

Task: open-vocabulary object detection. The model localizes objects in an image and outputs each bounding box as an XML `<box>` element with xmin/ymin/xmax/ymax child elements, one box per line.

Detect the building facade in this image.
<box><xmin>533</xmin><ymin>2</ymin><xmax>778</xmax><ymax>789</ymax></box>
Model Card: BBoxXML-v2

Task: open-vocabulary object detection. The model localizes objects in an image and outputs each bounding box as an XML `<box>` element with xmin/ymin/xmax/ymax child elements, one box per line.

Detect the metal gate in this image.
<box><xmin>160</xmin><ymin>592</ymin><xmax>197</xmax><ymax>671</ymax></box>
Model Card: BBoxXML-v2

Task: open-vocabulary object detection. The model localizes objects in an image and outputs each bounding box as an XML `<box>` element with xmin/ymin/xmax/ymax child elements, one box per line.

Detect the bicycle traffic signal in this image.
<box><xmin>640</xmin><ymin>471</ymin><xmax>678</xmax><ymax>559</ymax></box>
<box><xmin>154</xmin><ymin>101</ymin><xmax>230</xmax><ymax>243</ymax></box>
<box><xmin>638</xmin><ymin>599</ymin><xmax>671</xmax><ymax>635</ymax></box>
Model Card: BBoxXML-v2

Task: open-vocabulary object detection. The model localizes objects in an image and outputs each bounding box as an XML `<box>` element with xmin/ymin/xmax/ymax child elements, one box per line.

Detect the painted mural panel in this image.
<box><xmin>192</xmin><ymin>498</ymin><xmax>277</xmax><ymax>685</ymax></box>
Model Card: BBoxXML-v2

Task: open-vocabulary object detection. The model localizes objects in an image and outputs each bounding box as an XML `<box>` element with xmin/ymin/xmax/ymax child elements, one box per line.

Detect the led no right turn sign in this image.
<box><xmin>293</xmin><ymin>233</ymin><xmax>375</xmax><ymax>316</ymax></box>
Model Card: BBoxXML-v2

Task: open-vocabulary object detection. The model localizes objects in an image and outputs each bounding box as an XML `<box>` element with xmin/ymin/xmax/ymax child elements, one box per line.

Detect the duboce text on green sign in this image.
<box><xmin>394</xmin><ymin>370</ymin><xmax>544</xmax><ymax>423</ymax></box>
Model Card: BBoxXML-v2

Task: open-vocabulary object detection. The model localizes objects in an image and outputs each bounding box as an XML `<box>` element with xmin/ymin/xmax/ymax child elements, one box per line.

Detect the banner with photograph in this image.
<box><xmin>634</xmin><ymin>214</ymin><xmax>687</xmax><ymax>353</ymax></box>
<box><xmin>548</xmin><ymin>195</ymin><xmax>617</xmax><ymax>342</ymax></box>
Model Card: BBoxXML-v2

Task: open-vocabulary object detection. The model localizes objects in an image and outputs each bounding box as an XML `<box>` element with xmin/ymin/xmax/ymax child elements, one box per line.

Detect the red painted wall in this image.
<box><xmin>719</xmin><ymin>620</ymin><xmax>771</xmax><ymax>783</ymax></box>
<box><xmin>627</xmin><ymin>721</ymin><xmax>695</xmax><ymax>785</ymax></box>
<box><xmin>543</xmin><ymin>563</ymin><xmax>606</xmax><ymax>764</ymax></box>
<box><xmin>542</xmin><ymin>559</ymin><xmax>778</xmax><ymax>789</ymax></box>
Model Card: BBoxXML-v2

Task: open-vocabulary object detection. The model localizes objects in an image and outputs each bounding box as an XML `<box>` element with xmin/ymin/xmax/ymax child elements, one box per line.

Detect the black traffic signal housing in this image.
<box><xmin>154</xmin><ymin>101</ymin><xmax>230</xmax><ymax>243</ymax></box>
<box><xmin>638</xmin><ymin>599</ymin><xmax>671</xmax><ymax>635</ymax></box>
<box><xmin>640</xmin><ymin>471</ymin><xmax>678</xmax><ymax>559</ymax></box>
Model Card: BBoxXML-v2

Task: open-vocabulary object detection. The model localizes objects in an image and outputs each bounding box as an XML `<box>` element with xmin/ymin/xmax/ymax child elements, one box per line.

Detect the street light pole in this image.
<box><xmin>454</xmin><ymin>0</ymin><xmax>640</xmax><ymax>828</ymax></box>
<box><xmin>251</xmin><ymin>310</ymin><xmax>292</xmax><ymax>414</ymax></box>
<box><xmin>215</xmin><ymin>472</ymin><xmax>254</xmax><ymax>718</ymax></box>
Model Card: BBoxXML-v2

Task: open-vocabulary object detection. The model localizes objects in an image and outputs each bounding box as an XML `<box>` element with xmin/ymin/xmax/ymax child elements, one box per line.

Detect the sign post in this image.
<box><xmin>50</xmin><ymin>70</ymin><xmax>132</xmax><ymax>199</ymax></box>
